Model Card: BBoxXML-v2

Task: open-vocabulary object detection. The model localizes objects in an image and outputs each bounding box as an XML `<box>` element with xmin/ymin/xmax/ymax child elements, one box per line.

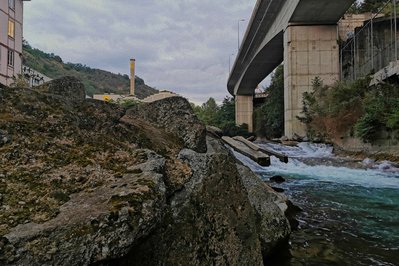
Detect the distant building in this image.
<box><xmin>93</xmin><ymin>60</ymin><xmax>181</xmax><ymax>103</ymax></box>
<box><xmin>92</xmin><ymin>94</ymin><xmax>140</xmax><ymax>102</ymax></box>
<box><xmin>142</xmin><ymin>90</ymin><xmax>180</xmax><ymax>103</ymax></box>
<box><xmin>0</xmin><ymin>0</ymin><xmax>30</xmax><ymax>86</ymax></box>
<box><xmin>22</xmin><ymin>65</ymin><xmax>52</xmax><ymax>87</ymax></box>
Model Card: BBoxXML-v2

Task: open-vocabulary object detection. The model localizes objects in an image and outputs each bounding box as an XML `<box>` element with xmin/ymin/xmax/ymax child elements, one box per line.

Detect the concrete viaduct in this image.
<box><xmin>227</xmin><ymin>0</ymin><xmax>355</xmax><ymax>138</ymax></box>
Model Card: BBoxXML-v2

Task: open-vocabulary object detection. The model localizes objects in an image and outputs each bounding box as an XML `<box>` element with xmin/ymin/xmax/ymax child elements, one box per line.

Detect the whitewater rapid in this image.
<box><xmin>232</xmin><ymin>141</ymin><xmax>399</xmax><ymax>265</ymax></box>
<box><xmin>232</xmin><ymin>142</ymin><xmax>399</xmax><ymax>189</ymax></box>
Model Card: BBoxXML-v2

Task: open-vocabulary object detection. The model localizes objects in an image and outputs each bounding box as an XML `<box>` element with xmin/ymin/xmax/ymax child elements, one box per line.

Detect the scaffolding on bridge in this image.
<box><xmin>341</xmin><ymin>0</ymin><xmax>399</xmax><ymax>81</ymax></box>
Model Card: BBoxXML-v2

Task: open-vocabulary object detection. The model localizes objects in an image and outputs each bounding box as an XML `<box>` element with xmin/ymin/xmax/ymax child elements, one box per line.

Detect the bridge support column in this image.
<box><xmin>284</xmin><ymin>24</ymin><xmax>339</xmax><ymax>138</ymax></box>
<box><xmin>235</xmin><ymin>95</ymin><xmax>253</xmax><ymax>132</ymax></box>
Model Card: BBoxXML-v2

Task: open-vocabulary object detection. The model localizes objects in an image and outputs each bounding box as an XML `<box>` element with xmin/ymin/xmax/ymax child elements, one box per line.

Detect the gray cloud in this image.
<box><xmin>24</xmin><ymin>0</ymin><xmax>257</xmax><ymax>104</ymax></box>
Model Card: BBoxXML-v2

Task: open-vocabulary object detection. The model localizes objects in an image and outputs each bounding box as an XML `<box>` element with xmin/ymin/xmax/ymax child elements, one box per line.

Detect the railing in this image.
<box><xmin>341</xmin><ymin>0</ymin><xmax>399</xmax><ymax>81</ymax></box>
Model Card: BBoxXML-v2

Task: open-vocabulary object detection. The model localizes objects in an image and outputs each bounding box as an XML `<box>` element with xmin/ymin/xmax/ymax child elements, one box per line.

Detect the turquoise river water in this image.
<box><xmin>233</xmin><ymin>142</ymin><xmax>399</xmax><ymax>266</ymax></box>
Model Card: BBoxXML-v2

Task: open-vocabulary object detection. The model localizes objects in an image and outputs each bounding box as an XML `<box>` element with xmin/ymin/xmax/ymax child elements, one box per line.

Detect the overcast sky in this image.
<box><xmin>23</xmin><ymin>0</ymin><xmax>265</xmax><ymax>105</ymax></box>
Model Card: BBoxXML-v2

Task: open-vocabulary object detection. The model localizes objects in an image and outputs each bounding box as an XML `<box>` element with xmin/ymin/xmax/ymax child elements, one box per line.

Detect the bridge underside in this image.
<box><xmin>235</xmin><ymin>32</ymin><xmax>284</xmax><ymax>95</ymax></box>
<box><xmin>229</xmin><ymin>0</ymin><xmax>354</xmax><ymax>138</ymax></box>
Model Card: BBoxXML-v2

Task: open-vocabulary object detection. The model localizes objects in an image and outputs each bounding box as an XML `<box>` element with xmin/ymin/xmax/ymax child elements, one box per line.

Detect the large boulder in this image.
<box><xmin>113</xmin><ymin>138</ymin><xmax>264</xmax><ymax>265</ymax></box>
<box><xmin>0</xmin><ymin>83</ymin><xmax>291</xmax><ymax>265</ymax></box>
<box><xmin>1</xmin><ymin>151</ymin><xmax>167</xmax><ymax>265</ymax></box>
<box><xmin>126</xmin><ymin>97</ymin><xmax>207</xmax><ymax>153</ymax></box>
<box><xmin>237</xmin><ymin>164</ymin><xmax>291</xmax><ymax>257</ymax></box>
<box><xmin>110</xmin><ymin>137</ymin><xmax>291</xmax><ymax>265</ymax></box>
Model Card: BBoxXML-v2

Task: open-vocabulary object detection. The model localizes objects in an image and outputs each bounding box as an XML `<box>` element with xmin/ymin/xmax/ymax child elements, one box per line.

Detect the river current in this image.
<box><xmin>232</xmin><ymin>142</ymin><xmax>399</xmax><ymax>266</ymax></box>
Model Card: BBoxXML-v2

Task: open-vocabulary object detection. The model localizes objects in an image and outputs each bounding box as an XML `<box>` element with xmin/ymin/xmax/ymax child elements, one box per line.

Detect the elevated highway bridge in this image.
<box><xmin>227</xmin><ymin>0</ymin><xmax>354</xmax><ymax>138</ymax></box>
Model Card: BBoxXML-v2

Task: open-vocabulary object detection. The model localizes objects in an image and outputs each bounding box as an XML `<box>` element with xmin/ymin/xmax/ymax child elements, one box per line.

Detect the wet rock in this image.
<box><xmin>270</xmin><ymin>175</ymin><xmax>286</xmax><ymax>183</ymax></box>
<box><xmin>362</xmin><ymin>158</ymin><xmax>376</xmax><ymax>167</ymax></box>
<box><xmin>126</xmin><ymin>97</ymin><xmax>207</xmax><ymax>153</ymax></box>
<box><xmin>292</xmin><ymin>133</ymin><xmax>303</xmax><ymax>142</ymax></box>
<box><xmin>247</xmin><ymin>135</ymin><xmax>256</xmax><ymax>141</ymax></box>
<box><xmin>312</xmin><ymin>137</ymin><xmax>323</xmax><ymax>143</ymax></box>
<box><xmin>285</xmin><ymin>201</ymin><xmax>302</xmax><ymax>230</ymax></box>
<box><xmin>271</xmin><ymin>187</ymin><xmax>285</xmax><ymax>193</ymax></box>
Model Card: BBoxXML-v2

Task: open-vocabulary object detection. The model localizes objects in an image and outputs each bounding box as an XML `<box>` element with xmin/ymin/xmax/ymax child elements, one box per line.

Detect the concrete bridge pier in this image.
<box><xmin>284</xmin><ymin>24</ymin><xmax>340</xmax><ymax>138</ymax></box>
<box><xmin>235</xmin><ymin>95</ymin><xmax>254</xmax><ymax>132</ymax></box>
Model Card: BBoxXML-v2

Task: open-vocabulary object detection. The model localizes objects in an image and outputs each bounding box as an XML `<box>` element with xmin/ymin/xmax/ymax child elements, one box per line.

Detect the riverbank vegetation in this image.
<box><xmin>193</xmin><ymin>65</ymin><xmax>285</xmax><ymax>139</ymax></box>
<box><xmin>349</xmin><ymin>0</ymin><xmax>396</xmax><ymax>14</ymax></box>
<box><xmin>298</xmin><ymin>76</ymin><xmax>399</xmax><ymax>143</ymax></box>
<box><xmin>192</xmin><ymin>97</ymin><xmax>252</xmax><ymax>137</ymax></box>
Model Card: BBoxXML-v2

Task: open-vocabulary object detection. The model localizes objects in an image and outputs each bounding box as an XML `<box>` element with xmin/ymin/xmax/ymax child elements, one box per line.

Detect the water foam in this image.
<box><xmin>258</xmin><ymin>142</ymin><xmax>334</xmax><ymax>158</ymax></box>
<box><xmin>232</xmin><ymin>142</ymin><xmax>399</xmax><ymax>189</ymax></box>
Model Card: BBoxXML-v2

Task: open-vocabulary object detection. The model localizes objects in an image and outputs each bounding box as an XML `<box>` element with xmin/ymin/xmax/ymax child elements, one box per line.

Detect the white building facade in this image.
<box><xmin>0</xmin><ymin>0</ymin><xmax>28</xmax><ymax>86</ymax></box>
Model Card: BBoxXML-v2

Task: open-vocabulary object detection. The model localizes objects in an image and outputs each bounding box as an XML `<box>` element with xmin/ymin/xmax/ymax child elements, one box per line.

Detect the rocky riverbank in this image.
<box><xmin>0</xmin><ymin>77</ymin><xmax>291</xmax><ymax>265</ymax></box>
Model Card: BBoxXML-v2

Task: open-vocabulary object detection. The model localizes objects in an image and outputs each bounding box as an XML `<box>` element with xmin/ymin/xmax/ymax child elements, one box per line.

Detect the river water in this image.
<box><xmin>233</xmin><ymin>142</ymin><xmax>399</xmax><ymax>266</ymax></box>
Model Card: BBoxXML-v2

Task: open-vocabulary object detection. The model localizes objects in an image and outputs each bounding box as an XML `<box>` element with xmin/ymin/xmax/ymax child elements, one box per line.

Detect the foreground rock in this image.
<box><xmin>126</xmin><ymin>96</ymin><xmax>207</xmax><ymax>153</ymax></box>
<box><xmin>0</xmin><ymin>77</ymin><xmax>290</xmax><ymax>265</ymax></box>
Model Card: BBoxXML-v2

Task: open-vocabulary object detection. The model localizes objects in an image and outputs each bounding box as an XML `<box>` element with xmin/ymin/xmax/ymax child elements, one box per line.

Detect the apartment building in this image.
<box><xmin>0</xmin><ymin>0</ymin><xmax>29</xmax><ymax>86</ymax></box>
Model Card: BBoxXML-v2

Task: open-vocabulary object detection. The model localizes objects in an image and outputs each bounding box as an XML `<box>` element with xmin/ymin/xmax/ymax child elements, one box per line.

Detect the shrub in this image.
<box><xmin>299</xmin><ymin>74</ymin><xmax>399</xmax><ymax>143</ymax></box>
<box><xmin>355</xmin><ymin>112</ymin><xmax>384</xmax><ymax>142</ymax></box>
<box><xmin>119</xmin><ymin>99</ymin><xmax>140</xmax><ymax>109</ymax></box>
<box><xmin>221</xmin><ymin>122</ymin><xmax>253</xmax><ymax>138</ymax></box>
<box><xmin>10</xmin><ymin>74</ymin><xmax>29</xmax><ymax>88</ymax></box>
<box><xmin>387</xmin><ymin>107</ymin><xmax>399</xmax><ymax>129</ymax></box>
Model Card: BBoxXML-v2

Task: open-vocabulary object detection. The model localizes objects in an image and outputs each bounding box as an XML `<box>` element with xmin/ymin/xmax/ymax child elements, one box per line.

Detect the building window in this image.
<box><xmin>9</xmin><ymin>0</ymin><xmax>15</xmax><ymax>10</ymax></box>
<box><xmin>8</xmin><ymin>20</ymin><xmax>15</xmax><ymax>38</ymax></box>
<box><xmin>8</xmin><ymin>50</ymin><xmax>14</xmax><ymax>67</ymax></box>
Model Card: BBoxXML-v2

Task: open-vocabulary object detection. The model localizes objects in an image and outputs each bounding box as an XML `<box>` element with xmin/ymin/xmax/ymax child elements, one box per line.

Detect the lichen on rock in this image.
<box><xmin>126</xmin><ymin>96</ymin><xmax>207</xmax><ymax>153</ymax></box>
<box><xmin>0</xmin><ymin>77</ymin><xmax>290</xmax><ymax>265</ymax></box>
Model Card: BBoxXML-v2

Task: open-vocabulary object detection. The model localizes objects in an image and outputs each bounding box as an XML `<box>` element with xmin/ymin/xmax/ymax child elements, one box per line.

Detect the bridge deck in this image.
<box><xmin>228</xmin><ymin>0</ymin><xmax>354</xmax><ymax>96</ymax></box>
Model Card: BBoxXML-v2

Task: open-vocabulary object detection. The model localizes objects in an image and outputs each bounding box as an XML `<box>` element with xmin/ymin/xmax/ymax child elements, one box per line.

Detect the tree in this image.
<box><xmin>192</xmin><ymin>96</ymin><xmax>253</xmax><ymax>137</ymax></box>
<box><xmin>193</xmin><ymin>98</ymin><xmax>219</xmax><ymax>125</ymax></box>
<box><xmin>254</xmin><ymin>65</ymin><xmax>285</xmax><ymax>138</ymax></box>
<box><xmin>360</xmin><ymin>0</ymin><xmax>385</xmax><ymax>13</ymax></box>
<box><xmin>347</xmin><ymin>0</ymin><xmax>362</xmax><ymax>14</ymax></box>
<box><xmin>214</xmin><ymin>97</ymin><xmax>235</xmax><ymax>126</ymax></box>
<box><xmin>347</xmin><ymin>0</ymin><xmax>391</xmax><ymax>14</ymax></box>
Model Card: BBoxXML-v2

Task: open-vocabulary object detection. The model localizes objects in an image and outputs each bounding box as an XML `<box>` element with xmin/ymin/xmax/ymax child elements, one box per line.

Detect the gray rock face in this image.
<box><xmin>0</xmin><ymin>130</ymin><xmax>11</xmax><ymax>146</ymax></box>
<box><xmin>126</xmin><ymin>96</ymin><xmax>207</xmax><ymax>153</ymax></box>
<box><xmin>1</xmin><ymin>136</ymin><xmax>290</xmax><ymax>266</ymax></box>
<box><xmin>237</xmin><ymin>164</ymin><xmax>291</xmax><ymax>257</ymax></box>
<box><xmin>110</xmin><ymin>137</ymin><xmax>291</xmax><ymax>265</ymax></box>
<box><xmin>206</xmin><ymin>125</ymin><xmax>224</xmax><ymax>137</ymax></box>
<box><xmin>36</xmin><ymin>76</ymin><xmax>86</xmax><ymax>102</ymax></box>
<box><xmin>0</xmin><ymin>81</ymin><xmax>291</xmax><ymax>265</ymax></box>
<box><xmin>1</xmin><ymin>150</ymin><xmax>167</xmax><ymax>266</ymax></box>
<box><xmin>112</xmin><ymin>138</ymin><xmax>264</xmax><ymax>266</ymax></box>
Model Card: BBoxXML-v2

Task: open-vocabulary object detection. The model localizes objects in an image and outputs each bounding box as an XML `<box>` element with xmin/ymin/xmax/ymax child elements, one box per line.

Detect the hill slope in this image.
<box><xmin>22</xmin><ymin>43</ymin><xmax>158</xmax><ymax>99</ymax></box>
